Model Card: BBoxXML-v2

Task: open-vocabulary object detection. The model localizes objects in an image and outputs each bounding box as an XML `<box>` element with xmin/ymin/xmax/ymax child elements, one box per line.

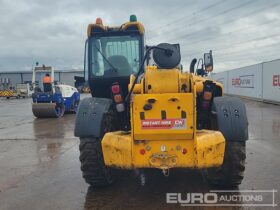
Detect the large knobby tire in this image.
<box><xmin>206</xmin><ymin>141</ymin><xmax>246</xmax><ymax>187</ymax></box>
<box><xmin>79</xmin><ymin>111</ymin><xmax>117</xmax><ymax>187</ymax></box>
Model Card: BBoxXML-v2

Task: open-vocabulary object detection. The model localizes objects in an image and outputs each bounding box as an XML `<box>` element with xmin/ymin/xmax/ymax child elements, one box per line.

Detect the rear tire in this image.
<box><xmin>79</xmin><ymin>138</ymin><xmax>116</xmax><ymax>187</ymax></box>
<box><xmin>79</xmin><ymin>110</ymin><xmax>117</xmax><ymax>187</ymax></box>
<box><xmin>205</xmin><ymin>141</ymin><xmax>246</xmax><ymax>187</ymax></box>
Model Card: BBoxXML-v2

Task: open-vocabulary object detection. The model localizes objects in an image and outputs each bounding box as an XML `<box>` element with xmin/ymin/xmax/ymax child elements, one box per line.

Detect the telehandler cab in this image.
<box><xmin>75</xmin><ymin>16</ymin><xmax>248</xmax><ymax>188</ymax></box>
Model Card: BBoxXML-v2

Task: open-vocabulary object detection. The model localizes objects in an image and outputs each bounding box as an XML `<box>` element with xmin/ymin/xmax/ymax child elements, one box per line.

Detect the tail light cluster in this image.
<box><xmin>201</xmin><ymin>81</ymin><xmax>215</xmax><ymax>110</ymax></box>
<box><xmin>202</xmin><ymin>91</ymin><xmax>212</xmax><ymax>110</ymax></box>
<box><xmin>111</xmin><ymin>83</ymin><xmax>125</xmax><ymax>112</ymax></box>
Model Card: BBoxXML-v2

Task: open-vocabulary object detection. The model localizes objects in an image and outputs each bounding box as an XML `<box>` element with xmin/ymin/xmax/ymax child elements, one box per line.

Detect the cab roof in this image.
<box><xmin>87</xmin><ymin>18</ymin><xmax>145</xmax><ymax>37</ymax></box>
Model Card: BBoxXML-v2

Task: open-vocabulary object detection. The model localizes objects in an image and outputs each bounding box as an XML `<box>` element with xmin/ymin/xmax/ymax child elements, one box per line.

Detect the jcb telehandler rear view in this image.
<box><xmin>75</xmin><ymin>15</ymin><xmax>248</xmax><ymax>188</ymax></box>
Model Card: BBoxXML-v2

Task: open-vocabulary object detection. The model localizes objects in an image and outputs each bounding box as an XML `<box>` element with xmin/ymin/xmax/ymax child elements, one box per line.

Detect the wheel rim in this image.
<box><xmin>55</xmin><ymin>104</ymin><xmax>64</xmax><ymax>117</ymax></box>
<box><xmin>55</xmin><ymin>106</ymin><xmax>61</xmax><ymax>116</ymax></box>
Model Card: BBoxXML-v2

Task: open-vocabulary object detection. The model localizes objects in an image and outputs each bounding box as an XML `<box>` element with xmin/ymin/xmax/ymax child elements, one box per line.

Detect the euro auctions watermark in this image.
<box><xmin>166</xmin><ymin>189</ymin><xmax>278</xmax><ymax>207</ymax></box>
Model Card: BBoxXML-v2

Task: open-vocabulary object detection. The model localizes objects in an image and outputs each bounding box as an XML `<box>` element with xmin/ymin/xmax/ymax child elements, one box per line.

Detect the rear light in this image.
<box><xmin>112</xmin><ymin>85</ymin><xmax>120</xmax><ymax>94</ymax></box>
<box><xmin>116</xmin><ymin>104</ymin><xmax>125</xmax><ymax>112</ymax></box>
<box><xmin>182</xmin><ymin>148</ymin><xmax>187</xmax><ymax>155</ymax></box>
<box><xmin>203</xmin><ymin>91</ymin><xmax>212</xmax><ymax>100</ymax></box>
<box><xmin>111</xmin><ymin>83</ymin><xmax>125</xmax><ymax>113</ymax></box>
<box><xmin>114</xmin><ymin>94</ymin><xmax>122</xmax><ymax>103</ymax></box>
<box><xmin>140</xmin><ymin>149</ymin><xmax>146</xmax><ymax>155</ymax></box>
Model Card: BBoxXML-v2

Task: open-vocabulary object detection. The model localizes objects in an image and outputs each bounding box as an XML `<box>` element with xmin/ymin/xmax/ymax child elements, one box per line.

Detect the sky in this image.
<box><xmin>0</xmin><ymin>0</ymin><xmax>280</xmax><ymax>72</ymax></box>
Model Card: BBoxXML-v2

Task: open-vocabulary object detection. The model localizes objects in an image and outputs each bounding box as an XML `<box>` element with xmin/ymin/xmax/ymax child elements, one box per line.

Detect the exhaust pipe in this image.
<box><xmin>190</xmin><ymin>58</ymin><xmax>197</xmax><ymax>73</ymax></box>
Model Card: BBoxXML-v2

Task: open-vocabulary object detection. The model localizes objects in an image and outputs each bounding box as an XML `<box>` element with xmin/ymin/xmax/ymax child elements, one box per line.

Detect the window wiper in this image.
<box><xmin>93</xmin><ymin>45</ymin><xmax>118</xmax><ymax>72</ymax></box>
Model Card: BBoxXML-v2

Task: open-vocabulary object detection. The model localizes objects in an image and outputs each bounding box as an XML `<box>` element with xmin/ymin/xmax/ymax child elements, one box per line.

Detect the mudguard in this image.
<box><xmin>74</xmin><ymin>97</ymin><xmax>112</xmax><ymax>138</ymax></box>
<box><xmin>212</xmin><ymin>96</ymin><xmax>248</xmax><ymax>142</ymax></box>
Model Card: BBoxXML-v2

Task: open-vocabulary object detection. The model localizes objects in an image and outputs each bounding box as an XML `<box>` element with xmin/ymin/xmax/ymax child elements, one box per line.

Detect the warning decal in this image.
<box><xmin>141</xmin><ymin>119</ymin><xmax>186</xmax><ymax>130</ymax></box>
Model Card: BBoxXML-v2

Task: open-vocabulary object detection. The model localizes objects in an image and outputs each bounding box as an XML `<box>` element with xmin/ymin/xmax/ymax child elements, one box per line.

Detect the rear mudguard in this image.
<box><xmin>212</xmin><ymin>96</ymin><xmax>248</xmax><ymax>142</ymax></box>
<box><xmin>74</xmin><ymin>97</ymin><xmax>112</xmax><ymax>138</ymax></box>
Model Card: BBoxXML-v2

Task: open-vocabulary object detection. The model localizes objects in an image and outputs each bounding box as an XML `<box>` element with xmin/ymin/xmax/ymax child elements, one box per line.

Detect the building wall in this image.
<box><xmin>0</xmin><ymin>73</ymin><xmax>22</xmax><ymax>85</ymax></box>
<box><xmin>0</xmin><ymin>71</ymin><xmax>84</xmax><ymax>88</ymax></box>
<box><xmin>60</xmin><ymin>72</ymin><xmax>83</xmax><ymax>87</ymax></box>
<box><xmin>22</xmin><ymin>73</ymin><xmax>32</xmax><ymax>83</ymax></box>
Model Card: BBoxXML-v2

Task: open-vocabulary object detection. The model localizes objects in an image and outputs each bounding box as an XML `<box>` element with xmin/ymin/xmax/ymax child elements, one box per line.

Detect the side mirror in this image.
<box><xmin>204</xmin><ymin>50</ymin><xmax>213</xmax><ymax>72</ymax></box>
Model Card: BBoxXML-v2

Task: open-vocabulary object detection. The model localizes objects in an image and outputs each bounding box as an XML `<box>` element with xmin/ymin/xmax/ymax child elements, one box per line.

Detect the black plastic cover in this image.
<box><xmin>74</xmin><ymin>97</ymin><xmax>112</xmax><ymax>138</ymax></box>
<box><xmin>212</xmin><ymin>96</ymin><xmax>248</xmax><ymax>141</ymax></box>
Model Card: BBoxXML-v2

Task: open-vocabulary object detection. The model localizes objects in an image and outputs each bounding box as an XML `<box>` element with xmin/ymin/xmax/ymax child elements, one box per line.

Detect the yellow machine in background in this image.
<box><xmin>0</xmin><ymin>78</ymin><xmax>32</xmax><ymax>99</ymax></box>
<box><xmin>75</xmin><ymin>16</ymin><xmax>248</xmax><ymax>188</ymax></box>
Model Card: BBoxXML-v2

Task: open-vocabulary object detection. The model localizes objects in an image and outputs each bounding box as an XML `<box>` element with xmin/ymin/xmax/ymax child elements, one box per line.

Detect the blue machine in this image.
<box><xmin>32</xmin><ymin>84</ymin><xmax>80</xmax><ymax>118</ymax></box>
<box><xmin>31</xmin><ymin>66</ymin><xmax>80</xmax><ymax>118</ymax></box>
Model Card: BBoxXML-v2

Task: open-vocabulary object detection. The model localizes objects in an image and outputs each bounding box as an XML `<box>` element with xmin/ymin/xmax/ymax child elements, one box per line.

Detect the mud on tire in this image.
<box><xmin>205</xmin><ymin>141</ymin><xmax>246</xmax><ymax>187</ymax></box>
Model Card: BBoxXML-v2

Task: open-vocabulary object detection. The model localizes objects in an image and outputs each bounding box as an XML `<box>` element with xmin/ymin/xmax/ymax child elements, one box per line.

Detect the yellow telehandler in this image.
<box><xmin>75</xmin><ymin>15</ymin><xmax>248</xmax><ymax>188</ymax></box>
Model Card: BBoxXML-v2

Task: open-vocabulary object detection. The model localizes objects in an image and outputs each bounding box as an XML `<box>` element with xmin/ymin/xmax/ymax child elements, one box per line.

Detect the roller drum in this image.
<box><xmin>32</xmin><ymin>103</ymin><xmax>65</xmax><ymax>118</ymax></box>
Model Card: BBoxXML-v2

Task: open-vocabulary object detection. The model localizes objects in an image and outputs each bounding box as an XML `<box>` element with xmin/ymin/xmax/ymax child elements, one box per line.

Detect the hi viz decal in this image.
<box><xmin>141</xmin><ymin>119</ymin><xmax>186</xmax><ymax>130</ymax></box>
